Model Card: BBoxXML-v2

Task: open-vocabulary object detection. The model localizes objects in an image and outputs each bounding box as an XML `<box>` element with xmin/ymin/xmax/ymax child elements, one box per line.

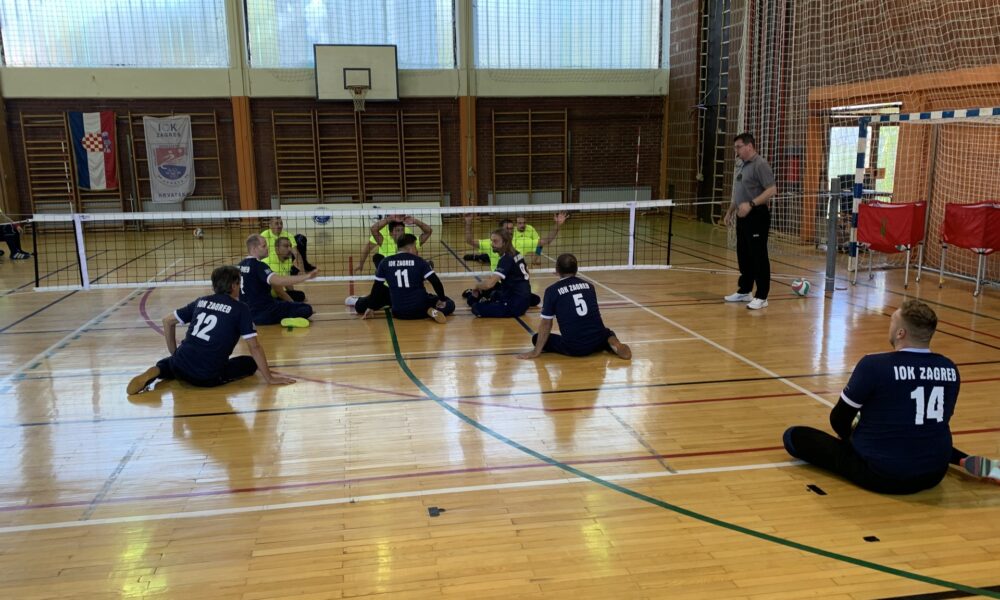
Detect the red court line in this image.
<box><xmin>0</xmin><ymin>444</ymin><xmax>788</xmax><ymax>513</ymax></box>
<box><xmin>6</xmin><ymin>424</ymin><xmax>1000</xmax><ymax>514</ymax></box>
<box><xmin>454</xmin><ymin>390</ymin><xmax>831</xmax><ymax>412</ymax></box>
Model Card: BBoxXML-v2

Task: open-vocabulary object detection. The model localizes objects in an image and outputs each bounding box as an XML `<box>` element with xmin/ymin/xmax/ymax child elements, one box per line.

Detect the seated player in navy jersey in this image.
<box><xmin>345</xmin><ymin>233</ymin><xmax>454</xmax><ymax>323</ymax></box>
<box><xmin>126</xmin><ymin>265</ymin><xmax>294</xmax><ymax>394</ymax></box>
<box><xmin>463</xmin><ymin>228</ymin><xmax>533</xmax><ymax>318</ymax></box>
<box><xmin>239</xmin><ymin>234</ymin><xmax>318</xmax><ymax>325</ymax></box>
<box><xmin>517</xmin><ymin>254</ymin><xmax>631</xmax><ymax>360</ymax></box>
<box><xmin>783</xmin><ymin>300</ymin><xmax>999</xmax><ymax>493</ymax></box>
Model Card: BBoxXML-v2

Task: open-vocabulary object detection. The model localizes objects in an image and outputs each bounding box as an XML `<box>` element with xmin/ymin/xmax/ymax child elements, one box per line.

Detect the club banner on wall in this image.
<box><xmin>68</xmin><ymin>111</ymin><xmax>118</xmax><ymax>190</ymax></box>
<box><xmin>143</xmin><ymin>115</ymin><xmax>195</xmax><ymax>203</ymax></box>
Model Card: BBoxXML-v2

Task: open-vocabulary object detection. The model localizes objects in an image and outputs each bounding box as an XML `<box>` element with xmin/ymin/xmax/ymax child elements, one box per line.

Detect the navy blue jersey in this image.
<box><xmin>843</xmin><ymin>349</ymin><xmax>960</xmax><ymax>477</ymax></box>
<box><xmin>375</xmin><ymin>252</ymin><xmax>435</xmax><ymax>315</ymax></box>
<box><xmin>494</xmin><ymin>253</ymin><xmax>531</xmax><ymax>299</ymax></box>
<box><xmin>541</xmin><ymin>276</ymin><xmax>609</xmax><ymax>347</ymax></box>
<box><xmin>238</xmin><ymin>257</ymin><xmax>276</xmax><ymax>312</ymax></box>
<box><xmin>172</xmin><ymin>293</ymin><xmax>257</xmax><ymax>381</ymax></box>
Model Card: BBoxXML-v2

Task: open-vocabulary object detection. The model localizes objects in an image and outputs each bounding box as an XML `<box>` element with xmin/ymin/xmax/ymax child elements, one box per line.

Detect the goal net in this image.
<box><xmin>29</xmin><ymin>200</ymin><xmax>674</xmax><ymax>290</ymax></box>
<box><xmin>713</xmin><ymin>0</ymin><xmax>1000</xmax><ymax>287</ymax></box>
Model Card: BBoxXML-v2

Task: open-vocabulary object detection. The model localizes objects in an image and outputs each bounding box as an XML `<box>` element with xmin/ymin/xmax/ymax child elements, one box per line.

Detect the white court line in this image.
<box><xmin>585</xmin><ymin>273</ymin><xmax>835</xmax><ymax>408</ymax></box>
<box><xmin>0</xmin><ymin>259</ymin><xmax>182</xmax><ymax>392</ymax></box>
<box><xmin>0</xmin><ymin>460</ymin><xmax>801</xmax><ymax>534</ymax></box>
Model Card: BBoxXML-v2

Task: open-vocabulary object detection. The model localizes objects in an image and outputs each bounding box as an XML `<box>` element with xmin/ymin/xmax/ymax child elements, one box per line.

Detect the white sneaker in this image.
<box><xmin>724</xmin><ymin>292</ymin><xmax>752</xmax><ymax>302</ymax></box>
<box><xmin>344</xmin><ymin>296</ymin><xmax>359</xmax><ymax>307</ymax></box>
<box><xmin>428</xmin><ymin>308</ymin><xmax>447</xmax><ymax>324</ymax></box>
<box><xmin>746</xmin><ymin>298</ymin><xmax>769</xmax><ymax>310</ymax></box>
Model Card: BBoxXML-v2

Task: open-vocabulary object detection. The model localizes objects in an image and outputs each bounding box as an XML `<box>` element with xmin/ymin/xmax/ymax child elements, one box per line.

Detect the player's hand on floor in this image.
<box><xmin>266</xmin><ymin>374</ymin><xmax>295</xmax><ymax>385</ymax></box>
<box><xmin>516</xmin><ymin>350</ymin><xmax>540</xmax><ymax>360</ymax></box>
<box><xmin>360</xmin><ymin>308</ymin><xmax>375</xmax><ymax>320</ymax></box>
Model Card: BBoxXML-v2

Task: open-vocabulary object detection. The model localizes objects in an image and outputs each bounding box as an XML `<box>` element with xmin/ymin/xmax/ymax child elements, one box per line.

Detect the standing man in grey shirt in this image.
<box><xmin>724</xmin><ymin>132</ymin><xmax>777</xmax><ymax>310</ymax></box>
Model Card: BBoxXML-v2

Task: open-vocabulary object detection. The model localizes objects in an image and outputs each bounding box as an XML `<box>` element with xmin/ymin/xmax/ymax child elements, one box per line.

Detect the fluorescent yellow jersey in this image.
<box><xmin>513</xmin><ymin>224</ymin><xmax>540</xmax><ymax>257</ymax></box>
<box><xmin>260</xmin><ymin>229</ymin><xmax>295</xmax><ymax>263</ymax></box>
<box><xmin>370</xmin><ymin>225</ymin><xmax>419</xmax><ymax>256</ymax></box>
<box><xmin>477</xmin><ymin>239</ymin><xmax>502</xmax><ymax>270</ymax></box>
<box><xmin>262</xmin><ymin>253</ymin><xmax>293</xmax><ymax>297</ymax></box>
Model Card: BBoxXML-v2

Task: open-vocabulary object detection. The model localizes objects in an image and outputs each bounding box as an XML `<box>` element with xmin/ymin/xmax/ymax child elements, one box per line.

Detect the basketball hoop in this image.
<box><xmin>347</xmin><ymin>85</ymin><xmax>369</xmax><ymax>112</ymax></box>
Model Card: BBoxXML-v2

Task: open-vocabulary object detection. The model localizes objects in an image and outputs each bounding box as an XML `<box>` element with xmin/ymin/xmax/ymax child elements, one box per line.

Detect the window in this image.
<box><xmin>246</xmin><ymin>0</ymin><xmax>455</xmax><ymax>69</ymax></box>
<box><xmin>474</xmin><ymin>0</ymin><xmax>663</xmax><ymax>69</ymax></box>
<box><xmin>0</xmin><ymin>0</ymin><xmax>229</xmax><ymax>68</ymax></box>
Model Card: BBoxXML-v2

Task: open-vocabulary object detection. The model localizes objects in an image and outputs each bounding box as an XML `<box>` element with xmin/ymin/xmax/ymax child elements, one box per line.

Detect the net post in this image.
<box><xmin>627</xmin><ymin>201</ymin><xmax>637</xmax><ymax>267</ymax></box>
<box><xmin>667</xmin><ymin>204</ymin><xmax>674</xmax><ymax>265</ymax></box>
<box><xmin>825</xmin><ymin>193</ymin><xmax>838</xmax><ymax>294</ymax></box>
<box><xmin>32</xmin><ymin>220</ymin><xmax>40</xmax><ymax>288</ymax></box>
<box><xmin>848</xmin><ymin>116</ymin><xmax>870</xmax><ymax>273</ymax></box>
<box><xmin>73</xmin><ymin>214</ymin><xmax>90</xmax><ymax>290</ymax></box>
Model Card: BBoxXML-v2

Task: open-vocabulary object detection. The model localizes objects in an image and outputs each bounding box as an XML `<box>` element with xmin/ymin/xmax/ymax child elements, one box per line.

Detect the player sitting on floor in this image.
<box><xmin>260</xmin><ymin>216</ymin><xmax>314</xmax><ymax>274</ymax></box>
<box><xmin>345</xmin><ymin>233</ymin><xmax>454</xmax><ymax>323</ymax></box>
<box><xmin>513</xmin><ymin>212</ymin><xmax>568</xmax><ymax>266</ymax></box>
<box><xmin>463</xmin><ymin>228</ymin><xmax>532</xmax><ymax>318</ymax></box>
<box><xmin>463</xmin><ymin>214</ymin><xmax>541</xmax><ymax>307</ymax></box>
<box><xmin>263</xmin><ymin>237</ymin><xmax>306</xmax><ymax>302</ymax></box>
<box><xmin>240</xmin><ymin>234</ymin><xmax>317</xmax><ymax>325</ymax></box>
<box><xmin>355</xmin><ymin>214</ymin><xmax>432</xmax><ymax>272</ymax></box>
<box><xmin>0</xmin><ymin>212</ymin><xmax>31</xmax><ymax>259</ymax></box>
<box><xmin>783</xmin><ymin>299</ymin><xmax>1000</xmax><ymax>493</ymax></box>
<box><xmin>126</xmin><ymin>265</ymin><xmax>294</xmax><ymax>395</ymax></box>
<box><xmin>517</xmin><ymin>253</ymin><xmax>631</xmax><ymax>360</ymax></box>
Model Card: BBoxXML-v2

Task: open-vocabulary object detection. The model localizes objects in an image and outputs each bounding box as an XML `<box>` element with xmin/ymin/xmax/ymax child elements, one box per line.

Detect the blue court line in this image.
<box><xmin>439</xmin><ymin>239</ymin><xmax>536</xmax><ymax>335</ymax></box>
<box><xmin>383</xmin><ymin>311</ymin><xmax>1000</xmax><ymax>599</ymax></box>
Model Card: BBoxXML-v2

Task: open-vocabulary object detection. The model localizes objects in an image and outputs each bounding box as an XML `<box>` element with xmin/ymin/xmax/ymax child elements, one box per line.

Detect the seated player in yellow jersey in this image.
<box><xmin>513</xmin><ymin>212</ymin><xmax>568</xmax><ymax>266</ymax></box>
<box><xmin>259</xmin><ymin>217</ymin><xmax>314</xmax><ymax>274</ymax></box>
<box><xmin>262</xmin><ymin>237</ymin><xmax>306</xmax><ymax>302</ymax></box>
<box><xmin>355</xmin><ymin>214</ymin><xmax>432</xmax><ymax>273</ymax></box>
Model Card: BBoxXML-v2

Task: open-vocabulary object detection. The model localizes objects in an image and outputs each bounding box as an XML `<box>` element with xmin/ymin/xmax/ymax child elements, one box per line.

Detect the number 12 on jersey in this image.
<box><xmin>911</xmin><ymin>385</ymin><xmax>944</xmax><ymax>425</ymax></box>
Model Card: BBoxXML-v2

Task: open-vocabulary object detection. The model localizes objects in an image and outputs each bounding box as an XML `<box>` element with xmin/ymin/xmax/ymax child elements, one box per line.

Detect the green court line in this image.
<box><xmin>384</xmin><ymin>312</ymin><xmax>999</xmax><ymax>598</ymax></box>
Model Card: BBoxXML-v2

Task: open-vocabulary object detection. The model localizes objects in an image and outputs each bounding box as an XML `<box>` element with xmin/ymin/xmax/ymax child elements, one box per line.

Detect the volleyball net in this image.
<box><xmin>28</xmin><ymin>200</ymin><xmax>675</xmax><ymax>290</ymax></box>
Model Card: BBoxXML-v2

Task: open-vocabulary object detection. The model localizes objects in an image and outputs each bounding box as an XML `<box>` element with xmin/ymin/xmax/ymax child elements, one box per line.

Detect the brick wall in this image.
<box><xmin>250</xmin><ymin>97</ymin><xmax>460</xmax><ymax>209</ymax></box>
<box><xmin>475</xmin><ymin>96</ymin><xmax>665</xmax><ymax>203</ymax></box>
<box><xmin>5</xmin><ymin>98</ymin><xmax>237</xmax><ymax>215</ymax></box>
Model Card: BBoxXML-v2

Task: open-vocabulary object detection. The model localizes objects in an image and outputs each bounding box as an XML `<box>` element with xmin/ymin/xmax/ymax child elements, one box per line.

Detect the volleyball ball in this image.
<box><xmin>193</xmin><ymin>228</ymin><xmax>204</xmax><ymax>239</ymax></box>
<box><xmin>791</xmin><ymin>278</ymin><xmax>811</xmax><ymax>296</ymax></box>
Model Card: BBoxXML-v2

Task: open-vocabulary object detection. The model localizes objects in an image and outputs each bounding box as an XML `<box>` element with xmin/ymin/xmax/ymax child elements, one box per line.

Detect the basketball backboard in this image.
<box><xmin>314</xmin><ymin>44</ymin><xmax>399</xmax><ymax>103</ymax></box>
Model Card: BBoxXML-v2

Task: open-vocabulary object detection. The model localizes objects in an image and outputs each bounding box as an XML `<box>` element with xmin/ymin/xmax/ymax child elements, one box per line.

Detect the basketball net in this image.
<box><xmin>347</xmin><ymin>85</ymin><xmax>368</xmax><ymax>112</ymax></box>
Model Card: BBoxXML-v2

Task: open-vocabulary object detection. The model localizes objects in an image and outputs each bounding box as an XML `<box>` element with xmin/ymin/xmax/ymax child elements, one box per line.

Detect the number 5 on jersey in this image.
<box><xmin>572</xmin><ymin>292</ymin><xmax>588</xmax><ymax>316</ymax></box>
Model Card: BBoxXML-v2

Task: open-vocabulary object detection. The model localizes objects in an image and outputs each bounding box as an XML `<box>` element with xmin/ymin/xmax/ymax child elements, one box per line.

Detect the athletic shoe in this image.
<box><xmin>724</xmin><ymin>292</ymin><xmax>752</xmax><ymax>302</ymax></box>
<box><xmin>746</xmin><ymin>298</ymin><xmax>769</xmax><ymax>310</ymax></box>
<box><xmin>962</xmin><ymin>456</ymin><xmax>1000</xmax><ymax>484</ymax></box>
<box><xmin>462</xmin><ymin>288</ymin><xmax>476</xmax><ymax>300</ymax></box>
<box><xmin>427</xmin><ymin>307</ymin><xmax>447</xmax><ymax>324</ymax></box>
<box><xmin>127</xmin><ymin>366</ymin><xmax>160</xmax><ymax>395</ymax></box>
<box><xmin>11</xmin><ymin>251</ymin><xmax>30</xmax><ymax>260</ymax></box>
<box><xmin>608</xmin><ymin>337</ymin><xmax>632</xmax><ymax>360</ymax></box>
<box><xmin>281</xmin><ymin>317</ymin><xmax>310</xmax><ymax>328</ymax></box>
<box><xmin>344</xmin><ymin>295</ymin><xmax>359</xmax><ymax>307</ymax></box>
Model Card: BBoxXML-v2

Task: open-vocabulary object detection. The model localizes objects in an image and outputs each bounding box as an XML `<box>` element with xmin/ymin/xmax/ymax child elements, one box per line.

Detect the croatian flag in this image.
<box><xmin>68</xmin><ymin>111</ymin><xmax>118</xmax><ymax>190</ymax></box>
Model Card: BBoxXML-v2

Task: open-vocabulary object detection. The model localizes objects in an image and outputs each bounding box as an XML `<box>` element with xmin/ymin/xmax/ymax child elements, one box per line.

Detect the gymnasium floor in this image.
<box><xmin>0</xmin><ymin>218</ymin><xmax>998</xmax><ymax>599</ymax></box>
